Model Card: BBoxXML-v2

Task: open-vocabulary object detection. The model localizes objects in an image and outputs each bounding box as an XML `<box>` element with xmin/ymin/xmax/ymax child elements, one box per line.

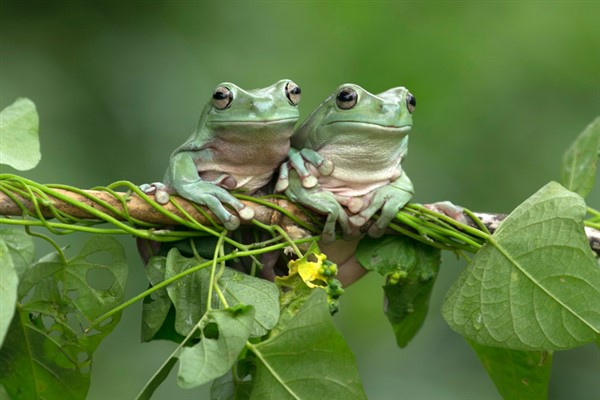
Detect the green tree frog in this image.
<box><xmin>141</xmin><ymin>80</ymin><xmax>302</xmax><ymax>230</ymax></box>
<box><xmin>283</xmin><ymin>84</ymin><xmax>416</xmax><ymax>242</ymax></box>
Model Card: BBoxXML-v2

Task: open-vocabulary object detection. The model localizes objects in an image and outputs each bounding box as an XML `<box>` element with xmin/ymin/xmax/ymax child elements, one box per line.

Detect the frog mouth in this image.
<box><xmin>326</xmin><ymin>121</ymin><xmax>412</xmax><ymax>131</ymax></box>
<box><xmin>208</xmin><ymin>117</ymin><xmax>298</xmax><ymax>126</ymax></box>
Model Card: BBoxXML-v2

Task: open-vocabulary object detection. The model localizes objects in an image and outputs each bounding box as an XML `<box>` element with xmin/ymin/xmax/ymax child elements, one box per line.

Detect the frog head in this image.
<box><xmin>198</xmin><ymin>79</ymin><xmax>301</xmax><ymax>143</ymax></box>
<box><xmin>292</xmin><ymin>83</ymin><xmax>415</xmax><ymax>149</ymax></box>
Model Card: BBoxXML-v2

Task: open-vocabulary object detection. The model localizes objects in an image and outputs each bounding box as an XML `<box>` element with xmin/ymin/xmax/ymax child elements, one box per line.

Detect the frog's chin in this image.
<box><xmin>325</xmin><ymin>121</ymin><xmax>412</xmax><ymax>133</ymax></box>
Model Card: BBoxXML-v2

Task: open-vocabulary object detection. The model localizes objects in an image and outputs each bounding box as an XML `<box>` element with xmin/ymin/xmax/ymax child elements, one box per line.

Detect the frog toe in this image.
<box><xmin>367</xmin><ymin>224</ymin><xmax>386</xmax><ymax>238</ymax></box>
<box><xmin>318</xmin><ymin>159</ymin><xmax>334</xmax><ymax>176</ymax></box>
<box><xmin>222</xmin><ymin>215</ymin><xmax>241</xmax><ymax>231</ymax></box>
<box><xmin>275</xmin><ymin>162</ymin><xmax>290</xmax><ymax>192</ymax></box>
<box><xmin>301</xmin><ymin>175</ymin><xmax>318</xmax><ymax>189</ymax></box>
<box><xmin>139</xmin><ymin>183</ymin><xmax>155</xmax><ymax>194</ymax></box>
<box><xmin>155</xmin><ymin>190</ymin><xmax>170</xmax><ymax>204</ymax></box>
<box><xmin>238</xmin><ymin>206</ymin><xmax>255</xmax><ymax>221</ymax></box>
<box><xmin>349</xmin><ymin>214</ymin><xmax>368</xmax><ymax>227</ymax></box>
<box><xmin>347</xmin><ymin>198</ymin><xmax>365</xmax><ymax>214</ymax></box>
<box><xmin>321</xmin><ymin>227</ymin><xmax>337</xmax><ymax>244</ymax></box>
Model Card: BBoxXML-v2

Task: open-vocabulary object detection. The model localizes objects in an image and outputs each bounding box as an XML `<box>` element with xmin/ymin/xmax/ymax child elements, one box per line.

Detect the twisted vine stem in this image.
<box><xmin>1</xmin><ymin>173</ymin><xmax>598</xmax><ymax>256</ymax></box>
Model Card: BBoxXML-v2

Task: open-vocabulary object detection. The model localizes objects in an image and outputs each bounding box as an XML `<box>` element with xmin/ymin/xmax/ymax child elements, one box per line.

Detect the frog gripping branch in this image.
<box><xmin>141</xmin><ymin>79</ymin><xmax>302</xmax><ymax>230</ymax></box>
<box><xmin>283</xmin><ymin>84</ymin><xmax>416</xmax><ymax>242</ymax></box>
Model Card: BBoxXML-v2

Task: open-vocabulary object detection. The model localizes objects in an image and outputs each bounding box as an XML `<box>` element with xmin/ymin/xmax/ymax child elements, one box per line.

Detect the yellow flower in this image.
<box><xmin>288</xmin><ymin>253</ymin><xmax>329</xmax><ymax>288</ymax></box>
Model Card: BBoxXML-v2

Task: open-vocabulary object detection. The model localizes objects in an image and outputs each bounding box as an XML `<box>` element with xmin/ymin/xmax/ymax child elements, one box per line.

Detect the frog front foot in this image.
<box><xmin>175</xmin><ymin>181</ymin><xmax>254</xmax><ymax>231</ymax></box>
<box><xmin>424</xmin><ymin>201</ymin><xmax>468</xmax><ymax>224</ymax></box>
<box><xmin>285</xmin><ymin>185</ymin><xmax>352</xmax><ymax>243</ymax></box>
<box><xmin>275</xmin><ymin>148</ymin><xmax>333</xmax><ymax>192</ymax></box>
<box><xmin>347</xmin><ymin>186</ymin><xmax>413</xmax><ymax>238</ymax></box>
<box><xmin>140</xmin><ymin>182</ymin><xmax>172</xmax><ymax>204</ymax></box>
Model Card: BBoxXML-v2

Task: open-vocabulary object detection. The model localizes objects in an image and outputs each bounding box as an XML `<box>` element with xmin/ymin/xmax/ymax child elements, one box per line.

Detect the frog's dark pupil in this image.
<box><xmin>408</xmin><ymin>95</ymin><xmax>416</xmax><ymax>107</ymax></box>
<box><xmin>338</xmin><ymin>90</ymin><xmax>355</xmax><ymax>102</ymax></box>
<box><xmin>291</xmin><ymin>86</ymin><xmax>301</xmax><ymax>95</ymax></box>
<box><xmin>213</xmin><ymin>91</ymin><xmax>228</xmax><ymax>100</ymax></box>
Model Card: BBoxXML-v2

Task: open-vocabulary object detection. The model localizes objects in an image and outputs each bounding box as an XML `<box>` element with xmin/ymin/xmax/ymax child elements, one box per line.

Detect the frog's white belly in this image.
<box><xmin>196</xmin><ymin>135</ymin><xmax>291</xmax><ymax>194</ymax></box>
<box><xmin>314</xmin><ymin>143</ymin><xmax>404</xmax><ymax>197</ymax></box>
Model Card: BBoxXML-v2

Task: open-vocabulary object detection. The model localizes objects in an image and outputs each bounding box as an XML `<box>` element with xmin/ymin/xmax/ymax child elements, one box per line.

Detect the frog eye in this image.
<box><xmin>406</xmin><ymin>93</ymin><xmax>416</xmax><ymax>113</ymax></box>
<box><xmin>212</xmin><ymin>86</ymin><xmax>233</xmax><ymax>110</ymax></box>
<box><xmin>285</xmin><ymin>81</ymin><xmax>302</xmax><ymax>106</ymax></box>
<box><xmin>336</xmin><ymin>88</ymin><xmax>358</xmax><ymax>110</ymax></box>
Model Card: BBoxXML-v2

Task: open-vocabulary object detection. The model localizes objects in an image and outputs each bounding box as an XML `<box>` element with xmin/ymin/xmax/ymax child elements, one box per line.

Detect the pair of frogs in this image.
<box><xmin>141</xmin><ymin>80</ymin><xmax>416</xmax><ymax>243</ymax></box>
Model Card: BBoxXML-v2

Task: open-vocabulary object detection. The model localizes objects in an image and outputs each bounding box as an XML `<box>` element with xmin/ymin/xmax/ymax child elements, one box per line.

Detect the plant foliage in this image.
<box><xmin>0</xmin><ymin>100</ymin><xmax>598</xmax><ymax>399</ymax></box>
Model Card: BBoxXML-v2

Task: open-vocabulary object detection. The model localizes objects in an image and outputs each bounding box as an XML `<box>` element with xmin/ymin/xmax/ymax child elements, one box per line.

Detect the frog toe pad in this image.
<box><xmin>238</xmin><ymin>206</ymin><xmax>255</xmax><ymax>221</ymax></box>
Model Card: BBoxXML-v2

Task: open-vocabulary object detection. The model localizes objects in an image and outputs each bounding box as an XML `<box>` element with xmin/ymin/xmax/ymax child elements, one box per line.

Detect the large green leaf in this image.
<box><xmin>210</xmin><ymin>371</ymin><xmax>252</xmax><ymax>400</ymax></box>
<box><xmin>0</xmin><ymin>98</ymin><xmax>41</xmax><ymax>171</ymax></box>
<box><xmin>178</xmin><ymin>306</ymin><xmax>255</xmax><ymax>389</ymax></box>
<box><xmin>356</xmin><ymin>235</ymin><xmax>440</xmax><ymax>347</ymax></box>
<box><xmin>0</xmin><ymin>222</ymin><xmax>32</xmax><ymax>348</ymax></box>
<box><xmin>0</xmin><ymin>227</ymin><xmax>35</xmax><ymax>279</ymax></box>
<box><xmin>219</xmin><ymin>268</ymin><xmax>279</xmax><ymax>337</ymax></box>
<box><xmin>560</xmin><ymin>116</ymin><xmax>600</xmax><ymax>197</ymax></box>
<box><xmin>164</xmin><ymin>250</ymin><xmax>211</xmax><ymax>336</ymax></box>
<box><xmin>0</xmin><ymin>236</ymin><xmax>127</xmax><ymax>400</ymax></box>
<box><xmin>0</xmin><ymin>241</ymin><xmax>18</xmax><ymax>347</ymax></box>
<box><xmin>163</xmin><ymin>249</ymin><xmax>279</xmax><ymax>338</ymax></box>
<box><xmin>443</xmin><ymin>182</ymin><xmax>600</xmax><ymax>351</ymax></box>
<box><xmin>249</xmin><ymin>290</ymin><xmax>366</xmax><ymax>400</ymax></box>
<box><xmin>468</xmin><ymin>340</ymin><xmax>552</xmax><ymax>400</ymax></box>
<box><xmin>141</xmin><ymin>256</ymin><xmax>174</xmax><ymax>342</ymax></box>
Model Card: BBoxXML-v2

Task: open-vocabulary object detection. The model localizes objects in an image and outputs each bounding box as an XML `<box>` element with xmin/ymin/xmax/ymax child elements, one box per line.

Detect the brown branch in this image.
<box><xmin>0</xmin><ymin>188</ymin><xmax>312</xmax><ymax>228</ymax></box>
<box><xmin>0</xmin><ymin>188</ymin><xmax>598</xmax><ymax>256</ymax></box>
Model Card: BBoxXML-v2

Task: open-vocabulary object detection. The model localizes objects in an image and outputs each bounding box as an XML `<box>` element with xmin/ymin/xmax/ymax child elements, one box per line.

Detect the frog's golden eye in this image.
<box><xmin>212</xmin><ymin>86</ymin><xmax>233</xmax><ymax>110</ymax></box>
<box><xmin>406</xmin><ymin>93</ymin><xmax>416</xmax><ymax>113</ymax></box>
<box><xmin>285</xmin><ymin>81</ymin><xmax>301</xmax><ymax>106</ymax></box>
<box><xmin>336</xmin><ymin>88</ymin><xmax>358</xmax><ymax>110</ymax></box>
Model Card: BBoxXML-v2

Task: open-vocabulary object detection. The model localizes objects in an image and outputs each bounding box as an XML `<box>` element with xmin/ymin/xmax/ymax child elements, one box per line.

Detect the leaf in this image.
<box><xmin>136</xmin><ymin>357</ymin><xmax>179</xmax><ymax>400</ymax></box>
<box><xmin>164</xmin><ymin>249</ymin><xmax>279</xmax><ymax>338</ymax></box>
<box><xmin>141</xmin><ymin>256</ymin><xmax>174</xmax><ymax>342</ymax></box>
<box><xmin>560</xmin><ymin>116</ymin><xmax>600</xmax><ymax>197</ymax></box>
<box><xmin>0</xmin><ymin>227</ymin><xmax>35</xmax><ymax>279</ymax></box>
<box><xmin>468</xmin><ymin>340</ymin><xmax>552</xmax><ymax>400</ymax></box>
<box><xmin>443</xmin><ymin>182</ymin><xmax>600</xmax><ymax>351</ymax></box>
<box><xmin>249</xmin><ymin>290</ymin><xmax>366</xmax><ymax>400</ymax></box>
<box><xmin>210</xmin><ymin>369</ymin><xmax>252</xmax><ymax>400</ymax></box>
<box><xmin>0</xmin><ymin>98</ymin><xmax>41</xmax><ymax>171</ymax></box>
<box><xmin>178</xmin><ymin>306</ymin><xmax>255</xmax><ymax>389</ymax></box>
<box><xmin>0</xmin><ymin>236</ymin><xmax>128</xmax><ymax>400</ymax></box>
<box><xmin>0</xmin><ymin>241</ymin><xmax>18</xmax><ymax>347</ymax></box>
<box><xmin>164</xmin><ymin>249</ymin><xmax>211</xmax><ymax>335</ymax></box>
<box><xmin>219</xmin><ymin>268</ymin><xmax>279</xmax><ymax>337</ymax></box>
<box><xmin>356</xmin><ymin>235</ymin><xmax>441</xmax><ymax>347</ymax></box>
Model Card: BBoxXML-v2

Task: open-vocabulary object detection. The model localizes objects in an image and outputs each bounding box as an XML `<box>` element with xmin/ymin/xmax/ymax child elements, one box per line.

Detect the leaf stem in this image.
<box><xmin>86</xmin><ymin>236</ymin><xmax>318</xmax><ymax>331</ymax></box>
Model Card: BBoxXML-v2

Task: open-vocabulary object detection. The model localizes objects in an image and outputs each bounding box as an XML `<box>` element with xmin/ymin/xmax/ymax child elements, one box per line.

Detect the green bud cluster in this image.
<box><xmin>326</xmin><ymin>278</ymin><xmax>344</xmax><ymax>314</ymax></box>
<box><xmin>318</xmin><ymin>260</ymin><xmax>338</xmax><ymax>277</ymax></box>
<box><xmin>387</xmin><ymin>270</ymin><xmax>408</xmax><ymax>285</ymax></box>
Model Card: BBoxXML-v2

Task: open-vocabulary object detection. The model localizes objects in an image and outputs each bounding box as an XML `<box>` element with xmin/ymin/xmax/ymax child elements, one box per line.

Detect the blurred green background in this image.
<box><xmin>2</xmin><ymin>1</ymin><xmax>599</xmax><ymax>399</ymax></box>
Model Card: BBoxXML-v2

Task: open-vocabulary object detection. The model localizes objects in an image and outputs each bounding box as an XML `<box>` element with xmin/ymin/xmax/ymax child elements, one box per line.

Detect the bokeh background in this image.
<box><xmin>2</xmin><ymin>2</ymin><xmax>599</xmax><ymax>399</ymax></box>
